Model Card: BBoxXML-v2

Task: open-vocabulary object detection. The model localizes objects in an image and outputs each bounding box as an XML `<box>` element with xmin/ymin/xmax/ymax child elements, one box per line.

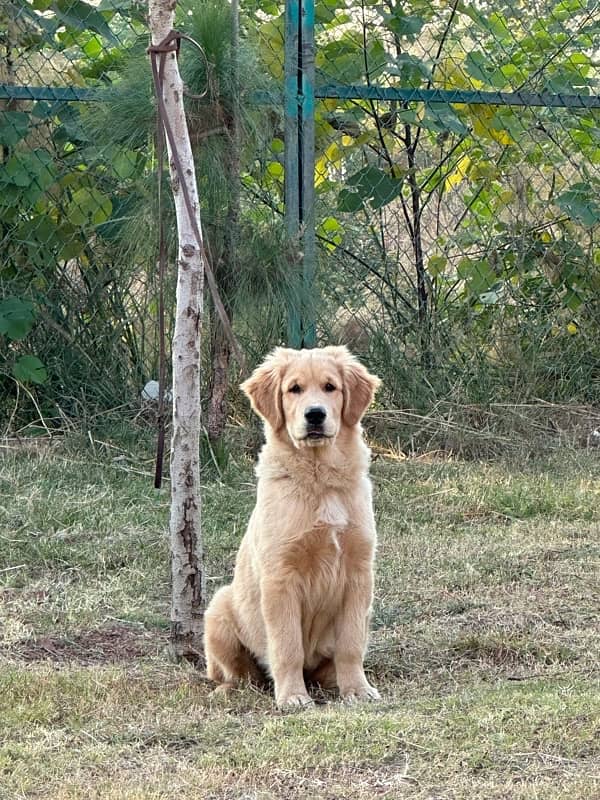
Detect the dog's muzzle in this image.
<box><xmin>304</xmin><ymin>405</ymin><xmax>328</xmax><ymax>440</ymax></box>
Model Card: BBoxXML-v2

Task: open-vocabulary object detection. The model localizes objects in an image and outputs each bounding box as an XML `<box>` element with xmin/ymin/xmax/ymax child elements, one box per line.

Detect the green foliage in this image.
<box><xmin>256</xmin><ymin>0</ymin><xmax>600</xmax><ymax>405</ymax></box>
<box><xmin>339</xmin><ymin>166</ymin><xmax>404</xmax><ymax>211</ymax></box>
<box><xmin>0</xmin><ymin>1</ymin><xmax>153</xmax><ymax>422</ymax></box>
<box><xmin>0</xmin><ymin>0</ymin><xmax>287</xmax><ymax>427</ymax></box>
<box><xmin>555</xmin><ymin>182</ymin><xmax>600</xmax><ymax>227</ymax></box>
<box><xmin>2</xmin><ymin>0</ymin><xmax>600</xmax><ymax>426</ymax></box>
<box><xmin>0</xmin><ymin>297</ymin><xmax>47</xmax><ymax>386</ymax></box>
<box><xmin>12</xmin><ymin>354</ymin><xmax>48</xmax><ymax>384</ymax></box>
<box><xmin>0</xmin><ymin>297</ymin><xmax>36</xmax><ymax>341</ymax></box>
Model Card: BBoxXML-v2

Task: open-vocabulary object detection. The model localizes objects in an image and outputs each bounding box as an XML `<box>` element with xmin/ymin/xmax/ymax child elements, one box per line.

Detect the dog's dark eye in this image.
<box><xmin>289</xmin><ymin>384</ymin><xmax>302</xmax><ymax>394</ymax></box>
<box><xmin>324</xmin><ymin>383</ymin><xmax>336</xmax><ymax>392</ymax></box>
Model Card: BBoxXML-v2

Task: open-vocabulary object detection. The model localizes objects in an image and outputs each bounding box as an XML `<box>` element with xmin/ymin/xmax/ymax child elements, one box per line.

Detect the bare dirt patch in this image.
<box><xmin>2</xmin><ymin>624</ymin><xmax>166</xmax><ymax>665</ymax></box>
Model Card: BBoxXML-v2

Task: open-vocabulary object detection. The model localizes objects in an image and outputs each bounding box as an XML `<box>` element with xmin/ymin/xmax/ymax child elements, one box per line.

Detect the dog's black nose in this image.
<box><xmin>305</xmin><ymin>406</ymin><xmax>327</xmax><ymax>426</ymax></box>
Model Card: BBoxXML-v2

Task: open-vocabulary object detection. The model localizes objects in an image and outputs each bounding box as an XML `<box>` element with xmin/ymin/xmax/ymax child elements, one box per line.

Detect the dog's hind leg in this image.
<box><xmin>204</xmin><ymin>585</ymin><xmax>263</xmax><ymax>689</ymax></box>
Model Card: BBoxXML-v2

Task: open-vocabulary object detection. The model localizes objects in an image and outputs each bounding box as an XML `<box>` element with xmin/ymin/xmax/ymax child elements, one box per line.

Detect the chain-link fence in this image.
<box><xmin>1</xmin><ymin>0</ymin><xmax>159</xmax><ymax>418</ymax></box>
<box><xmin>2</xmin><ymin>0</ymin><xmax>600</xmax><ymax>431</ymax></box>
<box><xmin>0</xmin><ymin>0</ymin><xmax>283</xmax><ymax>428</ymax></box>
<box><xmin>274</xmin><ymin>0</ymin><xmax>600</xmax><ymax>408</ymax></box>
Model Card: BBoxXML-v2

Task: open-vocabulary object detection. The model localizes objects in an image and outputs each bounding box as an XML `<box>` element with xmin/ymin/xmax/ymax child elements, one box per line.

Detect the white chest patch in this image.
<box><xmin>329</xmin><ymin>528</ymin><xmax>341</xmax><ymax>554</ymax></box>
<box><xmin>315</xmin><ymin>493</ymin><xmax>348</xmax><ymax>529</ymax></box>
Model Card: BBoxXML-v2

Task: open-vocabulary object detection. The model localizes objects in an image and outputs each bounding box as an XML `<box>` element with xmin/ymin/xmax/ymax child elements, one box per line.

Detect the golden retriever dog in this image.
<box><xmin>203</xmin><ymin>345</ymin><xmax>381</xmax><ymax>708</ymax></box>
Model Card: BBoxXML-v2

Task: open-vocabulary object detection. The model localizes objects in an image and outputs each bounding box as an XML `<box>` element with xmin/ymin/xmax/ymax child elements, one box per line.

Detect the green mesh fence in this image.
<box><xmin>2</xmin><ymin>0</ymin><xmax>600</xmax><ymax>426</ymax></box>
<box><xmin>0</xmin><ymin>0</ymin><xmax>157</xmax><ymax>416</ymax></box>
<box><xmin>0</xmin><ymin>0</ymin><xmax>274</xmax><ymax>423</ymax></box>
<box><xmin>302</xmin><ymin>0</ymin><xmax>600</xmax><ymax>404</ymax></box>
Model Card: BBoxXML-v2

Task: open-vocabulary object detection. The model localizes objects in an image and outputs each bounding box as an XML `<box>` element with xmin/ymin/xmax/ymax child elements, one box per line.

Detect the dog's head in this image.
<box><xmin>241</xmin><ymin>346</ymin><xmax>380</xmax><ymax>448</ymax></box>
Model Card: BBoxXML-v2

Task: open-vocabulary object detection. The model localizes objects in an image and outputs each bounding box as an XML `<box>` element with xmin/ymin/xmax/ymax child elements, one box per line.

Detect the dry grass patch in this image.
<box><xmin>1</xmin><ymin>437</ymin><xmax>599</xmax><ymax>798</ymax></box>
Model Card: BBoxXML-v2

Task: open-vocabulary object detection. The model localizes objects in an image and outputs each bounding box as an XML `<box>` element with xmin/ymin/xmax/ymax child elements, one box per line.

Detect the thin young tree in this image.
<box><xmin>148</xmin><ymin>0</ymin><xmax>205</xmax><ymax>662</ymax></box>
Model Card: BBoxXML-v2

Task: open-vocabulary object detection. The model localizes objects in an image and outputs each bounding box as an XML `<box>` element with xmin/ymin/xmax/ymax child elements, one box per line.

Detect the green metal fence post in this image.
<box><xmin>300</xmin><ymin>0</ymin><xmax>316</xmax><ymax>347</ymax></box>
<box><xmin>284</xmin><ymin>0</ymin><xmax>316</xmax><ymax>348</ymax></box>
<box><xmin>284</xmin><ymin>0</ymin><xmax>302</xmax><ymax>347</ymax></box>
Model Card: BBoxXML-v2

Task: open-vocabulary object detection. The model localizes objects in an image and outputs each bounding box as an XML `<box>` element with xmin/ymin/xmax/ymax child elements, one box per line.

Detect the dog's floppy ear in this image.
<box><xmin>240</xmin><ymin>349</ymin><xmax>287</xmax><ymax>431</ymax></box>
<box><xmin>327</xmin><ymin>346</ymin><xmax>381</xmax><ymax>427</ymax></box>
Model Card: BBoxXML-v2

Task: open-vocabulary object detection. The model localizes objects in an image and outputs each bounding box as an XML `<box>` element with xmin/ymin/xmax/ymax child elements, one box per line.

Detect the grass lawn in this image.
<box><xmin>1</xmin><ymin>434</ymin><xmax>599</xmax><ymax>799</ymax></box>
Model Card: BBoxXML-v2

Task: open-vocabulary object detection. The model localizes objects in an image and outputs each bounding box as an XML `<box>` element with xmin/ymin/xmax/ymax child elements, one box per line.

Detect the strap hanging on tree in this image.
<box><xmin>153</xmin><ymin>62</ymin><xmax>168</xmax><ymax>490</ymax></box>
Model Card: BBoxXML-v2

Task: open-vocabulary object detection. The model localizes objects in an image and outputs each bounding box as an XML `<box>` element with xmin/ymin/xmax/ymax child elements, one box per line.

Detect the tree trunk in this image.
<box><xmin>206</xmin><ymin>0</ymin><xmax>240</xmax><ymax>445</ymax></box>
<box><xmin>2</xmin><ymin>11</ymin><xmax>19</xmax><ymax>164</ymax></box>
<box><xmin>405</xmin><ymin>123</ymin><xmax>431</xmax><ymax>368</ymax></box>
<box><xmin>207</xmin><ymin>319</ymin><xmax>231</xmax><ymax>443</ymax></box>
<box><xmin>148</xmin><ymin>0</ymin><xmax>205</xmax><ymax>663</ymax></box>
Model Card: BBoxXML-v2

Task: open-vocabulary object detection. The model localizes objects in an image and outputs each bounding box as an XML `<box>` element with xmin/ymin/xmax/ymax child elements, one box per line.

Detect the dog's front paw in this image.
<box><xmin>277</xmin><ymin>692</ymin><xmax>314</xmax><ymax>710</ymax></box>
<box><xmin>341</xmin><ymin>683</ymin><xmax>381</xmax><ymax>704</ymax></box>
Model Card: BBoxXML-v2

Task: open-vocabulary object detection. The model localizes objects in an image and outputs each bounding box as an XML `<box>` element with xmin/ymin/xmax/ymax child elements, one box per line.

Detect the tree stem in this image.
<box><xmin>148</xmin><ymin>0</ymin><xmax>205</xmax><ymax>663</ymax></box>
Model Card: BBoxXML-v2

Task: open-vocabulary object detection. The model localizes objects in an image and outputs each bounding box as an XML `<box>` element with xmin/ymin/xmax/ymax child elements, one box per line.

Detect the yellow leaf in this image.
<box><xmin>444</xmin><ymin>154</ymin><xmax>472</xmax><ymax>192</ymax></box>
<box><xmin>258</xmin><ymin>19</ymin><xmax>284</xmax><ymax>80</ymax></box>
<box><xmin>266</xmin><ymin>161</ymin><xmax>283</xmax><ymax>179</ymax></box>
<box><xmin>314</xmin><ymin>143</ymin><xmax>343</xmax><ymax>186</ymax></box>
<box><xmin>470</xmin><ymin>105</ymin><xmax>513</xmax><ymax>145</ymax></box>
<box><xmin>567</xmin><ymin>322</ymin><xmax>578</xmax><ymax>335</ymax></box>
<box><xmin>315</xmin><ymin>155</ymin><xmax>328</xmax><ymax>187</ymax></box>
<box><xmin>492</xmin><ymin>128</ymin><xmax>512</xmax><ymax>145</ymax></box>
<box><xmin>469</xmin><ymin>161</ymin><xmax>497</xmax><ymax>180</ymax></box>
<box><xmin>324</xmin><ymin>142</ymin><xmax>342</xmax><ymax>165</ymax></box>
<box><xmin>437</xmin><ymin>54</ymin><xmax>475</xmax><ymax>90</ymax></box>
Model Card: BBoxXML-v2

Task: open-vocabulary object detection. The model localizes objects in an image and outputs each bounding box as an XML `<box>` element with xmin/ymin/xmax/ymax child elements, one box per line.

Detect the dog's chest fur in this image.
<box><xmin>287</xmin><ymin>482</ymin><xmax>358</xmax><ymax>575</ymax></box>
<box><xmin>257</xmin><ymin>438</ymin><xmax>369</xmax><ymax>530</ymax></box>
<box><xmin>315</xmin><ymin>491</ymin><xmax>348</xmax><ymax>530</ymax></box>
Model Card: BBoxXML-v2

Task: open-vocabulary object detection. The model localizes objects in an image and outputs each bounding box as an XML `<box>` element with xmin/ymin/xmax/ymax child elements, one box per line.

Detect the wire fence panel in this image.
<box><xmin>1</xmin><ymin>0</ymin><xmax>289</xmax><ymax>425</ymax></box>
<box><xmin>306</xmin><ymin>0</ymin><xmax>600</xmax><ymax>405</ymax></box>
<box><xmin>2</xmin><ymin>0</ymin><xmax>599</xmax><ymax>427</ymax></box>
<box><xmin>0</xmin><ymin>0</ymin><xmax>158</xmax><ymax>414</ymax></box>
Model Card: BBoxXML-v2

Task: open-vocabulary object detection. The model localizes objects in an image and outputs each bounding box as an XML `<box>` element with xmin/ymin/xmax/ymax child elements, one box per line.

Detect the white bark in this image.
<box><xmin>148</xmin><ymin>0</ymin><xmax>205</xmax><ymax>661</ymax></box>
